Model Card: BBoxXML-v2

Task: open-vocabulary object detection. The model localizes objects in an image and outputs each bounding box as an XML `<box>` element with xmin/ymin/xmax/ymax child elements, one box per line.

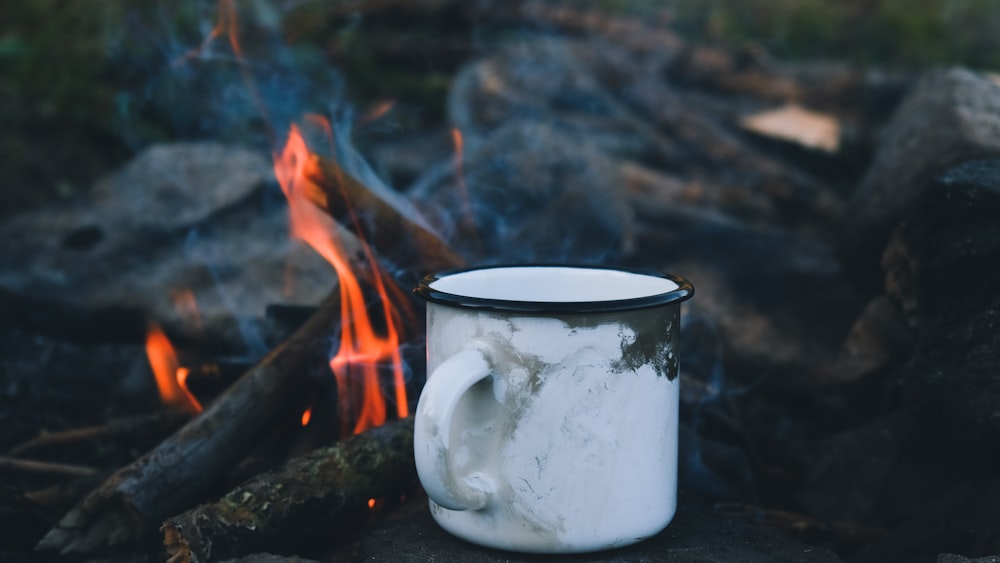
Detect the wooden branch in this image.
<box><xmin>0</xmin><ymin>457</ymin><xmax>101</xmax><ymax>479</ymax></box>
<box><xmin>162</xmin><ymin>417</ymin><xmax>416</xmax><ymax>563</ymax></box>
<box><xmin>36</xmin><ymin>146</ymin><xmax>464</xmax><ymax>556</ymax></box>
<box><xmin>303</xmin><ymin>154</ymin><xmax>466</xmax><ymax>273</ymax></box>
<box><xmin>7</xmin><ymin>412</ymin><xmax>187</xmax><ymax>458</ymax></box>
<box><xmin>35</xmin><ymin>291</ymin><xmax>342</xmax><ymax>554</ymax></box>
<box><xmin>22</xmin><ymin>479</ymin><xmax>105</xmax><ymax>520</ymax></box>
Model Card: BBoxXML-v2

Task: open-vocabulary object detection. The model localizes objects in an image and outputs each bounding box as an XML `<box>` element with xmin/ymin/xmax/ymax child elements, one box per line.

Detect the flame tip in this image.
<box><xmin>274</xmin><ymin>121</ymin><xmax>411</xmax><ymax>437</ymax></box>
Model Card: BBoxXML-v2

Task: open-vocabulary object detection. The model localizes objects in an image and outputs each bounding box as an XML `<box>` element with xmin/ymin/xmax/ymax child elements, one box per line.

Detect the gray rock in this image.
<box><xmin>0</xmin><ymin>143</ymin><xmax>336</xmax><ymax>348</ymax></box>
<box><xmin>839</xmin><ymin>68</ymin><xmax>1000</xmax><ymax>290</ymax></box>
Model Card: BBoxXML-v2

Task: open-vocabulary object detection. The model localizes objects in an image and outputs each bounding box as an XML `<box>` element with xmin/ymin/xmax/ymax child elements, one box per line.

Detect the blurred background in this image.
<box><xmin>3</xmin><ymin>0</ymin><xmax>998</xmax><ymax>218</ymax></box>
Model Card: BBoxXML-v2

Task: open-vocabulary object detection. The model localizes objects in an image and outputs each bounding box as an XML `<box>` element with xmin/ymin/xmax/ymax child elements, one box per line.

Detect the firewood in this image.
<box><xmin>20</xmin><ymin>477</ymin><xmax>106</xmax><ymax>523</ymax></box>
<box><xmin>36</xmin><ymin>146</ymin><xmax>465</xmax><ymax>555</ymax></box>
<box><xmin>0</xmin><ymin>457</ymin><xmax>101</xmax><ymax>479</ymax></box>
<box><xmin>162</xmin><ymin>417</ymin><xmax>415</xmax><ymax>563</ymax></box>
<box><xmin>304</xmin><ymin>154</ymin><xmax>465</xmax><ymax>273</ymax></box>
<box><xmin>35</xmin><ymin>291</ymin><xmax>341</xmax><ymax>554</ymax></box>
<box><xmin>7</xmin><ymin>412</ymin><xmax>187</xmax><ymax>458</ymax></box>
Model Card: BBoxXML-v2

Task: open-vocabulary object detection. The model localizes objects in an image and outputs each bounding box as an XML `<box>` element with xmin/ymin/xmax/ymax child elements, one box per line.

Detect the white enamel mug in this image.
<box><xmin>412</xmin><ymin>265</ymin><xmax>693</xmax><ymax>553</ymax></box>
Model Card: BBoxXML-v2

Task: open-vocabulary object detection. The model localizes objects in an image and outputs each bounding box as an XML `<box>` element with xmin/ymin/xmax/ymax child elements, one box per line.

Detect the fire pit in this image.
<box><xmin>3</xmin><ymin>2</ymin><xmax>1000</xmax><ymax>563</ymax></box>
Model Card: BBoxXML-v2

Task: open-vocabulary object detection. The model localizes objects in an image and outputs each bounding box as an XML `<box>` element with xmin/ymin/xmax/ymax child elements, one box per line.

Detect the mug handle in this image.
<box><xmin>414</xmin><ymin>344</ymin><xmax>496</xmax><ymax>511</ymax></box>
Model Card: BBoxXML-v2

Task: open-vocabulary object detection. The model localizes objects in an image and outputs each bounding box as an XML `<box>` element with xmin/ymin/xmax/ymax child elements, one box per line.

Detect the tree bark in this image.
<box><xmin>35</xmin><ymin>291</ymin><xmax>341</xmax><ymax>554</ymax></box>
<box><xmin>162</xmin><ymin>417</ymin><xmax>415</xmax><ymax>563</ymax></box>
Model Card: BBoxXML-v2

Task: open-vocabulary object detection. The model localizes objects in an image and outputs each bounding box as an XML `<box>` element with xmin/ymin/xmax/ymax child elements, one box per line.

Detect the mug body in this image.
<box><xmin>415</xmin><ymin>265</ymin><xmax>691</xmax><ymax>553</ymax></box>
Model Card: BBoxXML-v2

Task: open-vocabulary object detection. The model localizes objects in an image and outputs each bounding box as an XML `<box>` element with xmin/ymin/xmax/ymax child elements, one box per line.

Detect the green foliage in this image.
<box><xmin>665</xmin><ymin>0</ymin><xmax>1000</xmax><ymax>69</ymax></box>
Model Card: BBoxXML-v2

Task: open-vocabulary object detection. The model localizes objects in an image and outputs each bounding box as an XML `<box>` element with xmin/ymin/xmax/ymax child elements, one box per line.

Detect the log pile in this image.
<box><xmin>163</xmin><ymin>418</ymin><xmax>415</xmax><ymax>563</ymax></box>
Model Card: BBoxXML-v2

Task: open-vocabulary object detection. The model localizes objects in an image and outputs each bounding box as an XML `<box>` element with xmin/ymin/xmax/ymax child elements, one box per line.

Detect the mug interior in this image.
<box><xmin>429</xmin><ymin>266</ymin><xmax>676</xmax><ymax>301</ymax></box>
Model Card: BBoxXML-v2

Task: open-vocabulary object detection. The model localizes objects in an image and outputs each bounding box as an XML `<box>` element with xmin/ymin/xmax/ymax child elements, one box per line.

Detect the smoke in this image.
<box><xmin>678</xmin><ymin>313</ymin><xmax>760</xmax><ymax>503</ymax></box>
<box><xmin>107</xmin><ymin>1</ymin><xmax>343</xmax><ymax>154</ymax></box>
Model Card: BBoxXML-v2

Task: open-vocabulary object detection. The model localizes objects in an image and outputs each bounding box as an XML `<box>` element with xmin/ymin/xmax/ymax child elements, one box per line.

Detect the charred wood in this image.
<box><xmin>162</xmin><ymin>417</ymin><xmax>416</xmax><ymax>563</ymax></box>
<box><xmin>21</xmin><ymin>478</ymin><xmax>105</xmax><ymax>522</ymax></box>
<box><xmin>35</xmin><ymin>291</ymin><xmax>342</xmax><ymax>554</ymax></box>
<box><xmin>303</xmin><ymin>154</ymin><xmax>465</xmax><ymax>273</ymax></box>
<box><xmin>35</xmin><ymin>144</ymin><xmax>464</xmax><ymax>555</ymax></box>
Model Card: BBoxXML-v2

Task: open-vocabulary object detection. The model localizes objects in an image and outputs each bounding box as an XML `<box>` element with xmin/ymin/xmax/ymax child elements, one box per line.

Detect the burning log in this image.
<box><xmin>303</xmin><ymin>154</ymin><xmax>465</xmax><ymax>274</ymax></box>
<box><xmin>162</xmin><ymin>417</ymin><xmax>415</xmax><ymax>563</ymax></box>
<box><xmin>37</xmin><ymin>139</ymin><xmax>465</xmax><ymax>554</ymax></box>
<box><xmin>35</xmin><ymin>291</ymin><xmax>341</xmax><ymax>554</ymax></box>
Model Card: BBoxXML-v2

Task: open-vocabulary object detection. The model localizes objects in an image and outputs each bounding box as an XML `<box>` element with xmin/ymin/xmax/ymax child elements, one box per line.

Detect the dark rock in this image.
<box><xmin>850</xmin><ymin>473</ymin><xmax>1000</xmax><ymax>563</ymax></box>
<box><xmin>637</xmin><ymin>221</ymin><xmax>864</xmax><ymax>390</ymax></box>
<box><xmin>800</xmin><ymin>407</ymin><xmax>922</xmax><ymax>528</ymax></box>
<box><xmin>331</xmin><ymin>495</ymin><xmax>840</xmax><ymax>562</ymax></box>
<box><xmin>839</xmin><ymin>68</ymin><xmax>1000</xmax><ymax>291</ymax></box>
<box><xmin>884</xmin><ymin>159</ymin><xmax>1000</xmax><ymax>323</ymax></box>
<box><xmin>801</xmin><ymin>159</ymin><xmax>1000</xmax><ymax>562</ymax></box>
<box><xmin>0</xmin><ymin>143</ymin><xmax>335</xmax><ymax>349</ymax></box>
<box><xmin>816</xmin><ymin>295</ymin><xmax>912</xmax><ymax>385</ymax></box>
<box><xmin>801</xmin><ymin>402</ymin><xmax>1000</xmax><ymax>562</ymax></box>
<box><xmin>883</xmin><ymin>159</ymin><xmax>1000</xmax><ymax>449</ymax></box>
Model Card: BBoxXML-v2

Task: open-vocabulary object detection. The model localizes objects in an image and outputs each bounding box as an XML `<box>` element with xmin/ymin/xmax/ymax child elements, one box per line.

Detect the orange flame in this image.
<box><xmin>367</xmin><ymin>498</ymin><xmax>376</xmax><ymax>509</ymax></box>
<box><xmin>451</xmin><ymin>128</ymin><xmax>478</xmax><ymax>236</ymax></box>
<box><xmin>172</xmin><ymin>0</ymin><xmax>241</xmax><ymax>66</ymax></box>
<box><xmin>358</xmin><ymin>100</ymin><xmax>396</xmax><ymax>127</ymax></box>
<box><xmin>273</xmin><ymin>121</ymin><xmax>410</xmax><ymax>436</ymax></box>
<box><xmin>451</xmin><ymin>128</ymin><xmax>469</xmax><ymax>207</ymax></box>
<box><xmin>145</xmin><ymin>324</ymin><xmax>202</xmax><ymax>414</ymax></box>
<box><xmin>300</xmin><ymin>407</ymin><xmax>313</xmax><ymax>427</ymax></box>
<box><xmin>173</xmin><ymin>0</ymin><xmax>273</xmax><ymax>143</ymax></box>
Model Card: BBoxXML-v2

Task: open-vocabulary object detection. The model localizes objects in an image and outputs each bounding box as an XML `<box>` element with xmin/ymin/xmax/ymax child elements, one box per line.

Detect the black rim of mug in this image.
<box><xmin>413</xmin><ymin>264</ymin><xmax>694</xmax><ymax>314</ymax></box>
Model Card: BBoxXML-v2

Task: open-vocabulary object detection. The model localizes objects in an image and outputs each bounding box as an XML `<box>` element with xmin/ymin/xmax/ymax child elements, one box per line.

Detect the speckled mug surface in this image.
<box><xmin>413</xmin><ymin>265</ymin><xmax>693</xmax><ymax>554</ymax></box>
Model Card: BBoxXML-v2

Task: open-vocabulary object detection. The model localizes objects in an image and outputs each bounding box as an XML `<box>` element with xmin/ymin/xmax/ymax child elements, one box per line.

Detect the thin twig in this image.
<box><xmin>0</xmin><ymin>456</ymin><xmax>101</xmax><ymax>479</ymax></box>
<box><xmin>7</xmin><ymin>411</ymin><xmax>187</xmax><ymax>457</ymax></box>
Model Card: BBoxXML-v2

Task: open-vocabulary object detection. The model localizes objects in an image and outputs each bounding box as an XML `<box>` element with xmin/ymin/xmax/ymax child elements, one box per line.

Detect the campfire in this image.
<box><xmin>2</xmin><ymin>2</ymin><xmax>1000</xmax><ymax>562</ymax></box>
